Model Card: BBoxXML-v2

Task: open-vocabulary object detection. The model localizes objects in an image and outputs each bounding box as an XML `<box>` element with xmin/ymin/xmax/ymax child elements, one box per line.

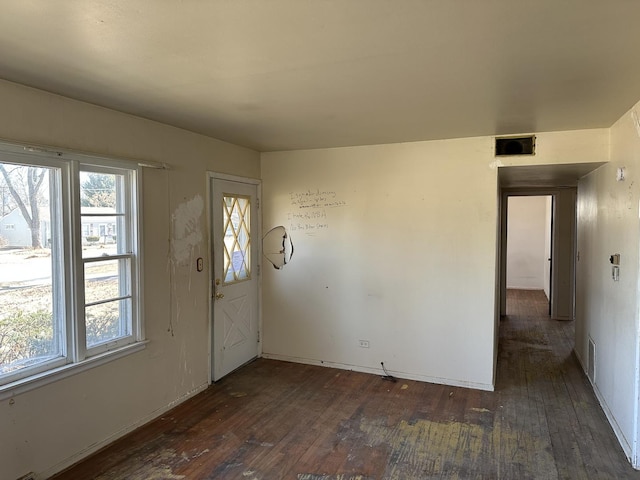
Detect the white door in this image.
<box><xmin>211</xmin><ymin>177</ymin><xmax>259</xmax><ymax>381</ymax></box>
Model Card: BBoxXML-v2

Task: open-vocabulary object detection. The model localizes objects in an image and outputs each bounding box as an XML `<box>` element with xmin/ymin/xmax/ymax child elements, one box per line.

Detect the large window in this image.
<box><xmin>0</xmin><ymin>144</ymin><xmax>143</xmax><ymax>391</ymax></box>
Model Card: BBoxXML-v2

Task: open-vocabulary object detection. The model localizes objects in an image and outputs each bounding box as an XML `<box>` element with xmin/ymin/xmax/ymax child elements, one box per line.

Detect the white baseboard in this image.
<box><xmin>261</xmin><ymin>353</ymin><xmax>494</xmax><ymax>392</ymax></box>
<box><xmin>40</xmin><ymin>382</ymin><xmax>209</xmax><ymax>479</ymax></box>
<box><xmin>592</xmin><ymin>383</ymin><xmax>633</xmax><ymax>463</ymax></box>
<box><xmin>573</xmin><ymin>348</ymin><xmax>635</xmax><ymax>467</ymax></box>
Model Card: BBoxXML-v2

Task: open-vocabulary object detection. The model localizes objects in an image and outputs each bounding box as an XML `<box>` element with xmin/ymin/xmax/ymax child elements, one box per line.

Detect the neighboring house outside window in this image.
<box><xmin>0</xmin><ymin>142</ymin><xmax>144</xmax><ymax>395</ymax></box>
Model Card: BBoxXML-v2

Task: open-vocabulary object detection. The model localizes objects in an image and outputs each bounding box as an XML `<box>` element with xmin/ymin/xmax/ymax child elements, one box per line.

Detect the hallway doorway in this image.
<box><xmin>499</xmin><ymin>188</ymin><xmax>577</xmax><ymax>322</ymax></box>
<box><xmin>506</xmin><ymin>195</ymin><xmax>552</xmax><ymax>313</ymax></box>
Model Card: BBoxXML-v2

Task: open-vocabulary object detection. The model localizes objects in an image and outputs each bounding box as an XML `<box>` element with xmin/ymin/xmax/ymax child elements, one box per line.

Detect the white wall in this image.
<box><xmin>506</xmin><ymin>196</ymin><xmax>550</xmax><ymax>290</ymax></box>
<box><xmin>576</xmin><ymin>99</ymin><xmax>640</xmax><ymax>465</ymax></box>
<box><xmin>261</xmin><ymin>129</ymin><xmax>608</xmax><ymax>393</ymax></box>
<box><xmin>0</xmin><ymin>80</ymin><xmax>260</xmax><ymax>480</ymax></box>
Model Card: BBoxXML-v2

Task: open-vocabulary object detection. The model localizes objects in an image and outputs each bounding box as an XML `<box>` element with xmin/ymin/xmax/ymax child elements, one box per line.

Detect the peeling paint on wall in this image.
<box><xmin>263</xmin><ymin>225</ymin><xmax>294</xmax><ymax>269</ymax></box>
<box><xmin>166</xmin><ymin>194</ymin><xmax>205</xmax><ymax>335</ymax></box>
<box><xmin>631</xmin><ymin>109</ymin><xmax>640</xmax><ymax>139</ymax></box>
<box><xmin>171</xmin><ymin>195</ymin><xmax>204</xmax><ymax>266</ymax></box>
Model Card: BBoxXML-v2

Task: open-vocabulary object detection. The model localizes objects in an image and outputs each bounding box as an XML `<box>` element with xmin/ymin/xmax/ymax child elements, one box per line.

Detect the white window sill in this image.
<box><xmin>0</xmin><ymin>341</ymin><xmax>148</xmax><ymax>401</ymax></box>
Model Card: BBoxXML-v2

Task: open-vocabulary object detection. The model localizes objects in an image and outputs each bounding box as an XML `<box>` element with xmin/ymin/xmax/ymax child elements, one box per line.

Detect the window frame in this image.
<box><xmin>77</xmin><ymin>163</ymin><xmax>140</xmax><ymax>358</ymax></box>
<box><xmin>0</xmin><ymin>142</ymin><xmax>145</xmax><ymax>399</ymax></box>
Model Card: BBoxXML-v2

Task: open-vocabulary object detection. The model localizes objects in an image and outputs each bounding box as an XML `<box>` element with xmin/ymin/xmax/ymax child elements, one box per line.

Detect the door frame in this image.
<box><xmin>206</xmin><ymin>172</ymin><xmax>262</xmax><ymax>384</ymax></box>
<box><xmin>499</xmin><ymin>187</ymin><xmax>577</xmax><ymax>320</ymax></box>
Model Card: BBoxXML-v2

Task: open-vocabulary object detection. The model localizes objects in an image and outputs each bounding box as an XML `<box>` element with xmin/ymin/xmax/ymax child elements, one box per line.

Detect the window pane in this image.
<box><xmin>84</xmin><ymin>258</ymin><xmax>129</xmax><ymax>304</ymax></box>
<box><xmin>80</xmin><ymin>172</ymin><xmax>122</xmax><ymax>214</ymax></box>
<box><xmin>222</xmin><ymin>195</ymin><xmax>251</xmax><ymax>283</ymax></box>
<box><xmin>0</xmin><ymin>164</ymin><xmax>63</xmax><ymax>376</ymax></box>
<box><xmin>84</xmin><ymin>257</ymin><xmax>131</xmax><ymax>349</ymax></box>
<box><xmin>81</xmin><ymin>215</ymin><xmax>123</xmax><ymax>258</ymax></box>
<box><xmin>80</xmin><ymin>171</ymin><xmax>127</xmax><ymax>259</ymax></box>
<box><xmin>85</xmin><ymin>299</ymin><xmax>131</xmax><ymax>348</ymax></box>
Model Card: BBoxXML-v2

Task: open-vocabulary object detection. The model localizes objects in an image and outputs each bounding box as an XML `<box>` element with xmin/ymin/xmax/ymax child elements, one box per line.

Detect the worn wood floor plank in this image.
<box><xmin>52</xmin><ymin>289</ymin><xmax>640</xmax><ymax>479</ymax></box>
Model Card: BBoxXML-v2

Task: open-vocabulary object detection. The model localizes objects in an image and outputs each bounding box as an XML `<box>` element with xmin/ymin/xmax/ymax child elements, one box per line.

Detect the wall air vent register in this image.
<box><xmin>495</xmin><ymin>135</ymin><xmax>536</xmax><ymax>156</ymax></box>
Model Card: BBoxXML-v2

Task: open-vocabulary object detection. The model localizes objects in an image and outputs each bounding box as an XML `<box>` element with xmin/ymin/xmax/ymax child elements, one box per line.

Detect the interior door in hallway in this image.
<box><xmin>550</xmin><ymin>189</ymin><xmax>576</xmax><ymax>320</ymax></box>
<box><xmin>211</xmin><ymin>177</ymin><xmax>259</xmax><ymax>381</ymax></box>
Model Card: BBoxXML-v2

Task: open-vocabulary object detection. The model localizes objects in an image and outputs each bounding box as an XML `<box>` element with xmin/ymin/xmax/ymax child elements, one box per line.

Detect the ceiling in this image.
<box><xmin>1</xmin><ymin>1</ymin><xmax>640</xmax><ymax>152</ymax></box>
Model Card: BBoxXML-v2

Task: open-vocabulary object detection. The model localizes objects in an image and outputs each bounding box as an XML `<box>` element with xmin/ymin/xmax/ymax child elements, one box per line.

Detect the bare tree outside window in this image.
<box><xmin>0</xmin><ymin>164</ymin><xmax>47</xmax><ymax>248</ymax></box>
<box><xmin>0</xmin><ymin>162</ymin><xmax>57</xmax><ymax>376</ymax></box>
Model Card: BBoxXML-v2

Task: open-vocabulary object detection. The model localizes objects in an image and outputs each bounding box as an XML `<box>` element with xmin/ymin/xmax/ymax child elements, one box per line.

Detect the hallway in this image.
<box><xmin>497</xmin><ymin>289</ymin><xmax>636</xmax><ymax>478</ymax></box>
<box><xmin>52</xmin><ymin>289</ymin><xmax>640</xmax><ymax>479</ymax></box>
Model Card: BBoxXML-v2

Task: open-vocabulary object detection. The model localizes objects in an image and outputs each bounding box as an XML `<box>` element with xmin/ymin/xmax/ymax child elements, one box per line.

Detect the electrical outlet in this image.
<box><xmin>359</xmin><ymin>340</ymin><xmax>370</xmax><ymax>348</ymax></box>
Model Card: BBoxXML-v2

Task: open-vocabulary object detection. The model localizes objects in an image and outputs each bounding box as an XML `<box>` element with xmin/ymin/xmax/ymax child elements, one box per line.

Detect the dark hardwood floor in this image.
<box><xmin>52</xmin><ymin>289</ymin><xmax>640</xmax><ymax>479</ymax></box>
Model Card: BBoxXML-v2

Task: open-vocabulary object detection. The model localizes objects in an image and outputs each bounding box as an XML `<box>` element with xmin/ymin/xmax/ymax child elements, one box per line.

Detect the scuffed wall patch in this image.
<box><xmin>171</xmin><ymin>195</ymin><xmax>204</xmax><ymax>266</ymax></box>
<box><xmin>489</xmin><ymin>159</ymin><xmax>504</xmax><ymax>170</ymax></box>
<box><xmin>166</xmin><ymin>195</ymin><xmax>204</xmax><ymax>335</ymax></box>
<box><xmin>632</xmin><ymin>109</ymin><xmax>640</xmax><ymax>138</ymax></box>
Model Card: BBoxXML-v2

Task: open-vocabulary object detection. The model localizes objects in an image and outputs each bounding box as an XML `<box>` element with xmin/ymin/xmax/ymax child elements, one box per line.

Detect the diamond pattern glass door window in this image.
<box><xmin>223</xmin><ymin>195</ymin><xmax>251</xmax><ymax>283</ymax></box>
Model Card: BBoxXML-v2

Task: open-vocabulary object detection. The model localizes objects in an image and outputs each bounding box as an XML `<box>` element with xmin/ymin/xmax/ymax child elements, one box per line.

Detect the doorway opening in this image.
<box><xmin>499</xmin><ymin>188</ymin><xmax>577</xmax><ymax>322</ymax></box>
<box><xmin>505</xmin><ymin>195</ymin><xmax>553</xmax><ymax>316</ymax></box>
<box><xmin>496</xmin><ymin>188</ymin><xmax>577</xmax><ymax>393</ymax></box>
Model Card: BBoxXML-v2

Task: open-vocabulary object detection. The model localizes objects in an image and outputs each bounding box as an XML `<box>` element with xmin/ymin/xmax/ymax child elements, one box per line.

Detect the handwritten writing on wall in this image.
<box><xmin>288</xmin><ymin>189</ymin><xmax>347</xmax><ymax>235</ymax></box>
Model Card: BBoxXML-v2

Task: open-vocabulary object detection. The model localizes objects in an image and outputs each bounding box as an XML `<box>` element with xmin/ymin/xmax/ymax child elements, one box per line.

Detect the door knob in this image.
<box><xmin>215</xmin><ymin>292</ymin><xmax>225</xmax><ymax>300</ymax></box>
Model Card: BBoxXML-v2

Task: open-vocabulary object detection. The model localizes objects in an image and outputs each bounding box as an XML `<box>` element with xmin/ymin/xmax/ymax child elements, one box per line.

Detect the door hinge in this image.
<box><xmin>256</xmin><ymin>198</ymin><xmax>260</xmax><ymax>209</ymax></box>
<box><xmin>257</xmin><ymin>330</ymin><xmax>261</xmax><ymax>343</ymax></box>
<box><xmin>257</xmin><ymin>264</ymin><xmax>261</xmax><ymax>276</ymax></box>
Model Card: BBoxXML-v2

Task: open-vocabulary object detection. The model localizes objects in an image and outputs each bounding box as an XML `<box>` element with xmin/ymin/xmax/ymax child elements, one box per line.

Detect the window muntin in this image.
<box><xmin>0</xmin><ymin>150</ymin><xmax>142</xmax><ymax>389</ymax></box>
